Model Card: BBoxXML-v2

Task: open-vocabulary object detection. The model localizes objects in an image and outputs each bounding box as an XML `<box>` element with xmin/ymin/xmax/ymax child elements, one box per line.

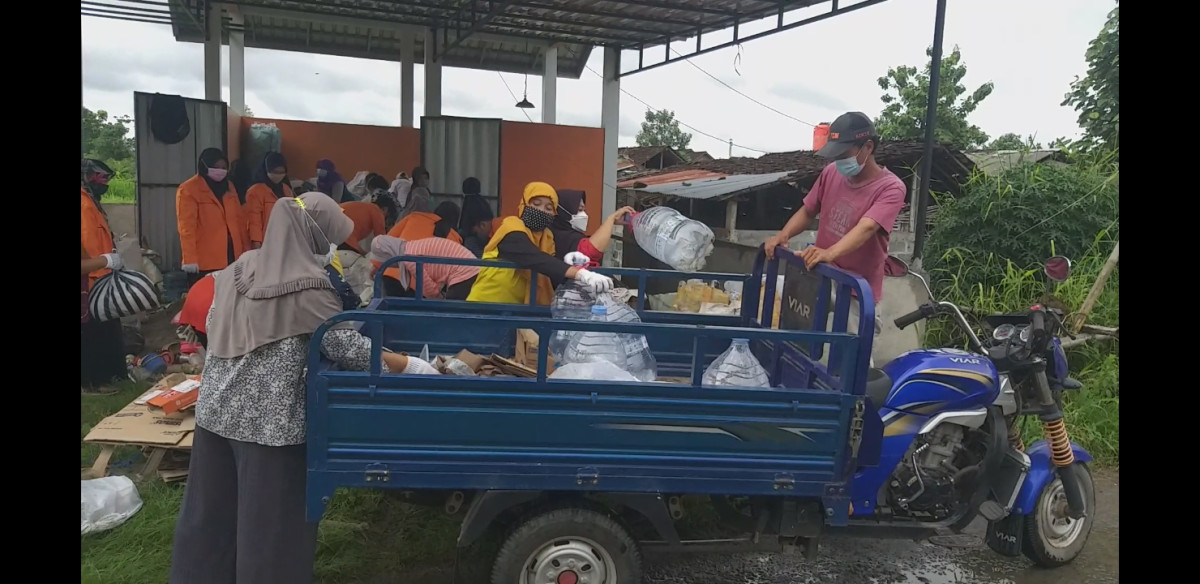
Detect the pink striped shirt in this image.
<box><xmin>398</xmin><ymin>237</ymin><xmax>480</xmax><ymax>298</ymax></box>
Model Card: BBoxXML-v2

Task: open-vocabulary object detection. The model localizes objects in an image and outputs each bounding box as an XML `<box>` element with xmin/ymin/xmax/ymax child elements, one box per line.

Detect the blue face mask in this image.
<box><xmin>835</xmin><ymin>155</ymin><xmax>864</xmax><ymax>178</ymax></box>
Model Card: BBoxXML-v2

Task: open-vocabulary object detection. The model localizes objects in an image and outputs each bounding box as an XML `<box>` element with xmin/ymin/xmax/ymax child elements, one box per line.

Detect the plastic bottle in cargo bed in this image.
<box><xmin>630</xmin><ymin>206</ymin><xmax>715</xmax><ymax>273</ymax></box>
<box><xmin>562</xmin><ymin>303</ymin><xmax>657</xmax><ymax>382</ymax></box>
<box><xmin>702</xmin><ymin>338</ymin><xmax>771</xmax><ymax>388</ymax></box>
<box><xmin>548</xmin><ymin>280</ymin><xmax>597</xmax><ymax>360</ymax></box>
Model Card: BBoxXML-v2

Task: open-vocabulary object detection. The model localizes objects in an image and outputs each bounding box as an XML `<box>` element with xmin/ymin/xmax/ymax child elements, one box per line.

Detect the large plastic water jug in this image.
<box><xmin>630</xmin><ymin>207</ymin><xmax>715</xmax><ymax>273</ymax></box>
<box><xmin>562</xmin><ymin>303</ymin><xmax>657</xmax><ymax>382</ymax></box>
<box><xmin>549</xmin><ymin>280</ymin><xmax>597</xmax><ymax>359</ymax></box>
<box><xmin>702</xmin><ymin>338</ymin><xmax>771</xmax><ymax>388</ymax></box>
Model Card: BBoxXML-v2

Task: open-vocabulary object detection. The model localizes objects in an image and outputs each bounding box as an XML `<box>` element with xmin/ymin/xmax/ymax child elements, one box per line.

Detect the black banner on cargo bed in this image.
<box><xmin>780</xmin><ymin>261</ymin><xmax>830</xmax><ymax>357</ymax></box>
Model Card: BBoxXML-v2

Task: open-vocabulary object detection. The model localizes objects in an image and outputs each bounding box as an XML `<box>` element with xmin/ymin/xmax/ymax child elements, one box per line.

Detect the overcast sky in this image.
<box><xmin>81</xmin><ymin>0</ymin><xmax>1111</xmax><ymax>159</ymax></box>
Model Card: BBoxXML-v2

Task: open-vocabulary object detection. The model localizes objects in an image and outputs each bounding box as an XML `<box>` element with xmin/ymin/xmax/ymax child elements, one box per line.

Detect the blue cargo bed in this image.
<box><xmin>305</xmin><ymin>249</ymin><xmax>879</xmax><ymax>525</ymax></box>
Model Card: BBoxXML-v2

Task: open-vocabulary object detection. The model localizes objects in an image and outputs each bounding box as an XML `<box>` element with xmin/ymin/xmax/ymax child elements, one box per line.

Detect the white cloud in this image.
<box><xmin>81</xmin><ymin>0</ymin><xmax>1109</xmax><ymax>158</ymax></box>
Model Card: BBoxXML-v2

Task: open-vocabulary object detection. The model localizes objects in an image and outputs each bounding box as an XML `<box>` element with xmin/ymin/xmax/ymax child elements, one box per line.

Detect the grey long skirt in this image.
<box><xmin>168</xmin><ymin>426</ymin><xmax>319</xmax><ymax>584</ymax></box>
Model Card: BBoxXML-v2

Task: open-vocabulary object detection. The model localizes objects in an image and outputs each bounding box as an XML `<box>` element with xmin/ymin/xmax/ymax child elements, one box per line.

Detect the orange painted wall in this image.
<box><xmin>236</xmin><ymin>117</ymin><xmax>420</xmax><ymax>180</ymax></box>
<box><xmin>499</xmin><ymin>121</ymin><xmax>605</xmax><ymax>232</ymax></box>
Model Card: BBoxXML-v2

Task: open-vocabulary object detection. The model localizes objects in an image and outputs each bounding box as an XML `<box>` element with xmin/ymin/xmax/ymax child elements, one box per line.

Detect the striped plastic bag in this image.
<box><xmin>88</xmin><ymin>268</ymin><xmax>161</xmax><ymax>322</ymax></box>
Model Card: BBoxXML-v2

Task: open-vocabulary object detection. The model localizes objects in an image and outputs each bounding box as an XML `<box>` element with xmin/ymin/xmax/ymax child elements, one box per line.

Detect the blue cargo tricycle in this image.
<box><xmin>305</xmin><ymin>249</ymin><xmax>1096</xmax><ymax>583</ymax></box>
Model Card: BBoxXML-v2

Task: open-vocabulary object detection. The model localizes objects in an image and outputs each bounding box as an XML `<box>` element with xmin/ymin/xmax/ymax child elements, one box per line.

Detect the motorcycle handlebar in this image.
<box><xmin>894</xmin><ymin>304</ymin><xmax>930</xmax><ymax>330</ymax></box>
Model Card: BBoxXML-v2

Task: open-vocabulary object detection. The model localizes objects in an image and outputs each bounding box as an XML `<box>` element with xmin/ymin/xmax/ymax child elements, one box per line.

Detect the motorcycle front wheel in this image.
<box><xmin>1022</xmin><ymin>463</ymin><xmax>1096</xmax><ymax>567</ymax></box>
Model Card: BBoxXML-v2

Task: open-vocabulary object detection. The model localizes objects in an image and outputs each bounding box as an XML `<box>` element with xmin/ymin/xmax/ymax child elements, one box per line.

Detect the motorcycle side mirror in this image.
<box><xmin>885</xmin><ymin>255</ymin><xmax>909</xmax><ymax>277</ymax></box>
<box><xmin>1044</xmin><ymin>256</ymin><xmax>1072</xmax><ymax>282</ymax></box>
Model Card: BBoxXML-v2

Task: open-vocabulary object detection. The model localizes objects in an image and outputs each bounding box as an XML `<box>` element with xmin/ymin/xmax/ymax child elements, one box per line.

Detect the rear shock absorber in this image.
<box><xmin>1007</xmin><ymin>420</ymin><xmax>1025</xmax><ymax>452</ymax></box>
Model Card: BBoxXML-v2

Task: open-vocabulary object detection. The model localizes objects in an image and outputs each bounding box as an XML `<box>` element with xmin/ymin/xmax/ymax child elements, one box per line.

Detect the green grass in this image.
<box><xmin>102</xmin><ymin>177</ymin><xmax>136</xmax><ymax>204</ymax></box>
<box><xmin>81</xmin><ymin>383</ymin><xmax>462</xmax><ymax>584</ymax></box>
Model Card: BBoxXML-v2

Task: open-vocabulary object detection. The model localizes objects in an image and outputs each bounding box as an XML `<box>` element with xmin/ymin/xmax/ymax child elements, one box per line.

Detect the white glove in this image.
<box><xmin>182</xmin><ymin>264</ymin><xmax>200</xmax><ymax>274</ymax></box>
<box><xmin>564</xmin><ymin>251</ymin><xmax>591</xmax><ymax>267</ymax></box>
<box><xmin>101</xmin><ymin>253</ymin><xmax>124</xmax><ymax>271</ymax></box>
<box><xmin>575</xmin><ymin>269</ymin><xmax>614</xmax><ymax>293</ymax></box>
<box><xmin>402</xmin><ymin>356</ymin><xmax>441</xmax><ymax>375</ymax></box>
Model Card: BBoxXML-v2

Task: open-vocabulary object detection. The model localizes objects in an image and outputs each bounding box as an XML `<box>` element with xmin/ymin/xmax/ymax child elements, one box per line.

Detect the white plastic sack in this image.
<box><xmin>81</xmin><ymin>476</ymin><xmax>143</xmax><ymax>535</ymax></box>
<box><xmin>550</xmin><ymin>360</ymin><xmax>641</xmax><ymax>382</ymax></box>
<box><xmin>346</xmin><ymin>171</ymin><xmax>371</xmax><ymax>198</ymax></box>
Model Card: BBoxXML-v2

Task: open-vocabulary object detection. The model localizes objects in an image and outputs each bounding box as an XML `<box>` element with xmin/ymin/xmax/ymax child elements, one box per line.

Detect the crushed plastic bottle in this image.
<box><xmin>702</xmin><ymin>338</ymin><xmax>771</xmax><ymax>388</ymax></box>
<box><xmin>562</xmin><ymin>303</ymin><xmax>657</xmax><ymax>382</ymax></box>
<box><xmin>549</xmin><ymin>280</ymin><xmax>597</xmax><ymax>360</ymax></box>
<box><xmin>630</xmin><ymin>206</ymin><xmax>715</xmax><ymax>273</ymax></box>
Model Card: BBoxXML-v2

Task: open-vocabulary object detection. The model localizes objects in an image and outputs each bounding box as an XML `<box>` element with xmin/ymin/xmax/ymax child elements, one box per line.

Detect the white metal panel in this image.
<box><xmin>420</xmin><ymin>117</ymin><xmax>502</xmax><ymax>215</ymax></box>
<box><xmin>135</xmin><ymin>92</ymin><xmax>228</xmax><ymax>270</ymax></box>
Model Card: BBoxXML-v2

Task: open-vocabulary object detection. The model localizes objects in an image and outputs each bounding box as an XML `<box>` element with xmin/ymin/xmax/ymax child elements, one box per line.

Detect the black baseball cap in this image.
<box><xmin>816</xmin><ymin>112</ymin><xmax>876</xmax><ymax>159</ymax></box>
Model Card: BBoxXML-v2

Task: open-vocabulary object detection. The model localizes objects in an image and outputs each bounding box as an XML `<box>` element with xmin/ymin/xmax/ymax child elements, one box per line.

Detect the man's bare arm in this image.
<box><xmin>826</xmin><ymin>217</ymin><xmax>883</xmax><ymax>261</ymax></box>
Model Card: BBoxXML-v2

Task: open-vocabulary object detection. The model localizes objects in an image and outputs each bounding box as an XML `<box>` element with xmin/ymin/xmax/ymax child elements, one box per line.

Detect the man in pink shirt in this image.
<box><xmin>764</xmin><ymin>112</ymin><xmax>906</xmax><ymax>364</ymax></box>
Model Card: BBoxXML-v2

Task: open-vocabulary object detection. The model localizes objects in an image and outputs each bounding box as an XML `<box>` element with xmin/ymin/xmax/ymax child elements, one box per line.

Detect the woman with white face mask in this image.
<box><xmin>549</xmin><ymin>189</ymin><xmax>634</xmax><ymax>266</ymax></box>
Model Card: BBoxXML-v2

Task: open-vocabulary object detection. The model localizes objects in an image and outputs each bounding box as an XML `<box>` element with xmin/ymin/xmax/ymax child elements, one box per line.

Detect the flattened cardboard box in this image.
<box><xmin>84</xmin><ymin>400</ymin><xmax>196</xmax><ymax>447</ymax></box>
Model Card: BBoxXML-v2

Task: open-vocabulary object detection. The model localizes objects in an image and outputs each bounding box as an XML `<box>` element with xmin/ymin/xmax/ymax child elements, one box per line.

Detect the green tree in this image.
<box><xmin>876</xmin><ymin>46</ymin><xmax>994</xmax><ymax>150</ymax></box>
<box><xmin>81</xmin><ymin>107</ymin><xmax>135</xmax><ymax>171</ymax></box>
<box><xmin>986</xmin><ymin>133</ymin><xmax>1043</xmax><ymax>151</ymax></box>
<box><xmin>243</xmin><ymin>105</ymin><xmax>255</xmax><ymax>117</ymax></box>
<box><xmin>1063</xmin><ymin>3</ymin><xmax>1118</xmax><ymax>153</ymax></box>
<box><xmin>635</xmin><ymin>109</ymin><xmax>692</xmax><ymax>152</ymax></box>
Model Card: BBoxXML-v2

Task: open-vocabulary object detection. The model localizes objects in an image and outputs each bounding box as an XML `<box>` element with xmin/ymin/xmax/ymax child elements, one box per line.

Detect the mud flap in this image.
<box><xmin>985</xmin><ymin>513</ymin><xmax>1023</xmax><ymax>557</ymax></box>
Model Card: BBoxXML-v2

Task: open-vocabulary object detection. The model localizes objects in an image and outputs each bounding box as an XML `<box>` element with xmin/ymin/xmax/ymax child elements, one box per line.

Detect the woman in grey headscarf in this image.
<box><xmin>169</xmin><ymin>192</ymin><xmax>437</xmax><ymax>584</ymax></box>
<box><xmin>396</xmin><ymin>165</ymin><xmax>432</xmax><ymax>222</ymax></box>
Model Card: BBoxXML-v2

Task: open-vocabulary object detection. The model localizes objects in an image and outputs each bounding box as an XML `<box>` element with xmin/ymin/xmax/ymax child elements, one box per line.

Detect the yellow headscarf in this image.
<box><xmin>471</xmin><ymin>182</ymin><xmax>559</xmax><ymax>305</ymax></box>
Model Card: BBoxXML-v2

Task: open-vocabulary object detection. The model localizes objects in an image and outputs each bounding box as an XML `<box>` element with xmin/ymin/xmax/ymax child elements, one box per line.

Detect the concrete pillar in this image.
<box><xmin>204</xmin><ymin>2</ymin><xmax>221</xmax><ymax>101</ymax></box>
<box><xmin>400</xmin><ymin>33</ymin><xmax>415</xmax><ymax>127</ymax></box>
<box><xmin>228</xmin><ymin>8</ymin><xmax>246</xmax><ymax>114</ymax></box>
<box><xmin>423</xmin><ymin>28</ymin><xmax>442</xmax><ymax>117</ymax></box>
<box><xmin>725</xmin><ymin>199</ymin><xmax>739</xmax><ymax>243</ymax></box>
<box><xmin>601</xmin><ymin>47</ymin><xmax>620</xmax><ymax>218</ymax></box>
<box><xmin>541</xmin><ymin>45</ymin><xmax>558</xmax><ymax>124</ymax></box>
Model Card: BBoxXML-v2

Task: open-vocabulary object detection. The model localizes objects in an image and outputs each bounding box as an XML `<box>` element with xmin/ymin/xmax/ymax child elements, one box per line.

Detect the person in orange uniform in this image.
<box><xmin>339</xmin><ymin>198</ymin><xmax>395</xmax><ymax>254</ymax></box>
<box><xmin>243</xmin><ymin>152</ymin><xmax>293</xmax><ymax>249</ymax></box>
<box><xmin>80</xmin><ymin>159</ymin><xmax>126</xmax><ymax>395</ymax></box>
<box><xmin>176</xmin><ymin>147</ymin><xmax>251</xmax><ymax>284</ymax></box>
<box><xmin>381</xmin><ymin>201</ymin><xmax>461</xmax><ymax>286</ymax></box>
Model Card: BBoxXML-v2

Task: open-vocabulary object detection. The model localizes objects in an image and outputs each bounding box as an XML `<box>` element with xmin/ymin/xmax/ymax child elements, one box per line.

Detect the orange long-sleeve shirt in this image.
<box><xmin>340</xmin><ymin>201</ymin><xmax>386</xmax><ymax>254</ymax></box>
<box><xmin>80</xmin><ymin>188</ymin><xmax>115</xmax><ymax>289</ymax></box>
<box><xmin>175</xmin><ymin>175</ymin><xmax>250</xmax><ymax>271</ymax></box>
<box><xmin>244</xmin><ymin>182</ymin><xmax>294</xmax><ymax>245</ymax></box>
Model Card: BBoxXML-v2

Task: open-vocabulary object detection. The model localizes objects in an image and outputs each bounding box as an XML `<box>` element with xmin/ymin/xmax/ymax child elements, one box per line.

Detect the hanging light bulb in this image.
<box><xmin>516</xmin><ymin>72</ymin><xmax>535</xmax><ymax>109</ymax></box>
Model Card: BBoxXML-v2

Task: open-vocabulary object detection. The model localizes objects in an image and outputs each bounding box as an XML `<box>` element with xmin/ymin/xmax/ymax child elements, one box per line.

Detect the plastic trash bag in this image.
<box><xmin>81</xmin><ymin>476</ymin><xmax>143</xmax><ymax>535</ymax></box>
<box><xmin>550</xmin><ymin>360</ymin><xmax>641</xmax><ymax>382</ymax></box>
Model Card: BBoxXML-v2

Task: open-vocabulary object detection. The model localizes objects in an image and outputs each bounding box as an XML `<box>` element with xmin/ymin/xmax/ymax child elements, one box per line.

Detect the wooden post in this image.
<box><xmin>1070</xmin><ymin>240</ymin><xmax>1119</xmax><ymax>334</ymax></box>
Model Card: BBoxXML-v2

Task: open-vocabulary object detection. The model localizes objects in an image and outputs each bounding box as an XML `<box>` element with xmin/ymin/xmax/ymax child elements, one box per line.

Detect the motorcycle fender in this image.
<box><xmin>1011</xmin><ymin>440</ymin><xmax>1093</xmax><ymax>515</ymax></box>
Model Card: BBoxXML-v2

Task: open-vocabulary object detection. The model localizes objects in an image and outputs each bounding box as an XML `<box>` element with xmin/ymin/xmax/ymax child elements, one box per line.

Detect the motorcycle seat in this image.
<box><xmin>866</xmin><ymin>367</ymin><xmax>892</xmax><ymax>406</ymax></box>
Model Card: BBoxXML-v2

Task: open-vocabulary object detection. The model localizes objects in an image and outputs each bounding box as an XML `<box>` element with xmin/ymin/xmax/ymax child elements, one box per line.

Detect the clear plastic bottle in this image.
<box><xmin>562</xmin><ymin>303</ymin><xmax>658</xmax><ymax>382</ymax></box>
<box><xmin>630</xmin><ymin>206</ymin><xmax>715</xmax><ymax>273</ymax></box>
<box><xmin>702</xmin><ymin>338</ymin><xmax>772</xmax><ymax>388</ymax></box>
<box><xmin>549</xmin><ymin>280</ymin><xmax>597</xmax><ymax>360</ymax></box>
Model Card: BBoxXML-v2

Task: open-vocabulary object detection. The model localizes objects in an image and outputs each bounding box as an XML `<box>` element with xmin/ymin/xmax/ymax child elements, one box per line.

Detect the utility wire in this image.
<box><xmin>669</xmin><ymin>47</ymin><xmax>817</xmax><ymax>128</ymax></box>
<box><xmin>496</xmin><ymin>72</ymin><xmax>534</xmax><ymax>122</ymax></box>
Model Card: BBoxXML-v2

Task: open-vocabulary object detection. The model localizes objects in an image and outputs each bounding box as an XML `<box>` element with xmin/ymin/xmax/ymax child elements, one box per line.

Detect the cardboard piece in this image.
<box><xmin>489</xmin><ymin>354</ymin><xmax>537</xmax><ymax>378</ymax></box>
<box><xmin>84</xmin><ymin>400</ymin><xmax>195</xmax><ymax>447</ymax></box>
<box><xmin>453</xmin><ymin>349</ymin><xmax>486</xmax><ymax>372</ymax></box>
<box><xmin>515</xmin><ymin>329</ymin><xmax>558</xmax><ymax>375</ymax></box>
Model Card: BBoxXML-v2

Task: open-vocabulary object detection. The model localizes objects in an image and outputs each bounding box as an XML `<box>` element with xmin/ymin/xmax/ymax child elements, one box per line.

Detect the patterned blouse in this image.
<box><xmin>196</xmin><ymin>304</ymin><xmax>372</xmax><ymax>447</ymax></box>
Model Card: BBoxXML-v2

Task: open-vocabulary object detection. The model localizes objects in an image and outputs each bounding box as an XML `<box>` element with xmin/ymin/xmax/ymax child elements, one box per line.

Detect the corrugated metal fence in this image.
<box><xmin>420</xmin><ymin>116</ymin><xmax>502</xmax><ymax>215</ymax></box>
<box><xmin>135</xmin><ymin>92</ymin><xmax>228</xmax><ymax>270</ymax></box>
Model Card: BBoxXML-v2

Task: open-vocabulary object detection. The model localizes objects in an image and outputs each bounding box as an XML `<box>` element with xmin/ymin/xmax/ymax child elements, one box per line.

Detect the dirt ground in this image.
<box><xmin>644</xmin><ymin>468</ymin><xmax>1119</xmax><ymax>584</ymax></box>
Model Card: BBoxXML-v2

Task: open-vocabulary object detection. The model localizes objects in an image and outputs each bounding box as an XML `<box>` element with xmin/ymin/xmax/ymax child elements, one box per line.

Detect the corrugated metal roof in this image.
<box><xmin>965</xmin><ymin>150</ymin><xmax>1069</xmax><ymax>176</ymax></box>
<box><xmin>635</xmin><ymin>171</ymin><xmax>793</xmax><ymax>201</ymax></box>
<box><xmin>617</xmin><ymin>168</ymin><xmax>726</xmax><ymax>188</ymax></box>
<box><xmin>165</xmin><ymin>1</ymin><xmax>852</xmax><ymax>78</ymax></box>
